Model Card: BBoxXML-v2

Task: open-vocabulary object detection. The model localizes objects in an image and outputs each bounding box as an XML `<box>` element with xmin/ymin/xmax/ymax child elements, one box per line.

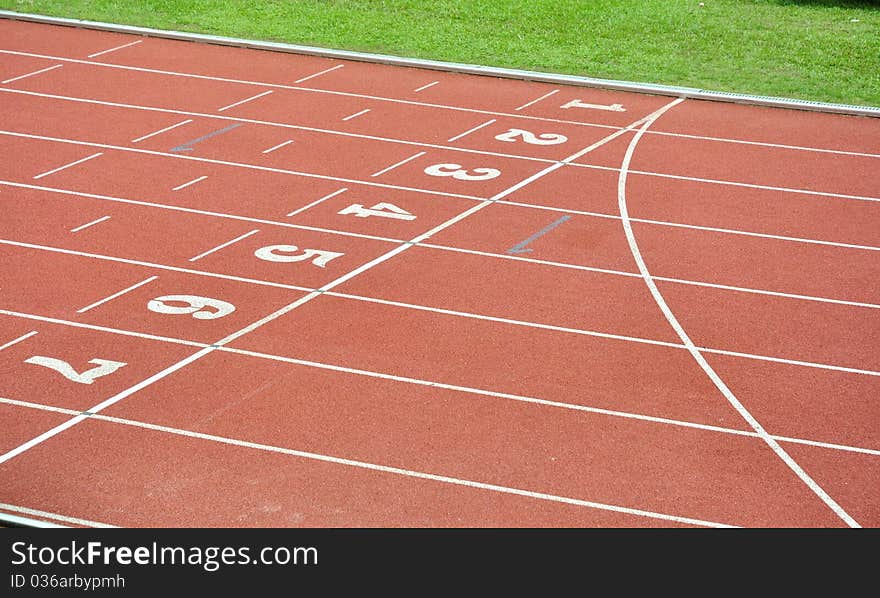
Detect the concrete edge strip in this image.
<box><xmin>1</xmin><ymin>10</ymin><xmax>878</xmax><ymax>118</ymax></box>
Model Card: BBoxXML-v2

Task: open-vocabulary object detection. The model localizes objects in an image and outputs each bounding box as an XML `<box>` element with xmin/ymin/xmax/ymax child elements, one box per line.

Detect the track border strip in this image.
<box><xmin>1</xmin><ymin>9</ymin><xmax>877</xmax><ymax>117</ymax></box>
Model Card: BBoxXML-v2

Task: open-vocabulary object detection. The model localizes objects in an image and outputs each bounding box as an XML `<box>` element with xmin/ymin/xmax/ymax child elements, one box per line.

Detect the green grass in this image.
<box><xmin>2</xmin><ymin>0</ymin><xmax>878</xmax><ymax>107</ymax></box>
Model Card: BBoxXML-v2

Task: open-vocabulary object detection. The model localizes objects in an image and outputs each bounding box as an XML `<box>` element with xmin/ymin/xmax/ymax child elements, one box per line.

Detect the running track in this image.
<box><xmin>0</xmin><ymin>18</ymin><xmax>878</xmax><ymax>528</ymax></box>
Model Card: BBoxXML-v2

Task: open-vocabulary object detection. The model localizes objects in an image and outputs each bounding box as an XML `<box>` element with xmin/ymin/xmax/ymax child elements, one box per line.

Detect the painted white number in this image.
<box><xmin>338</xmin><ymin>202</ymin><xmax>416</xmax><ymax>221</ymax></box>
<box><xmin>423</xmin><ymin>163</ymin><xmax>501</xmax><ymax>181</ymax></box>
<box><xmin>254</xmin><ymin>245</ymin><xmax>344</xmax><ymax>268</ymax></box>
<box><xmin>494</xmin><ymin>128</ymin><xmax>568</xmax><ymax>146</ymax></box>
<box><xmin>24</xmin><ymin>356</ymin><xmax>126</xmax><ymax>385</ymax></box>
<box><xmin>560</xmin><ymin>99</ymin><xmax>626</xmax><ymax>112</ymax></box>
<box><xmin>147</xmin><ymin>295</ymin><xmax>235</xmax><ymax>320</ymax></box>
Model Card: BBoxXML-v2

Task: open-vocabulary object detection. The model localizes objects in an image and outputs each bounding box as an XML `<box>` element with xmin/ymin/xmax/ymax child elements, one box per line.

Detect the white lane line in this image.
<box><xmin>70</xmin><ymin>215</ymin><xmax>111</xmax><ymax>233</ymax></box>
<box><xmin>287</xmin><ymin>187</ymin><xmax>348</xmax><ymax>217</ymax></box>
<box><xmin>171</xmin><ymin>175</ymin><xmax>208</xmax><ymax>191</ymax></box>
<box><xmin>188</xmin><ymin>229</ymin><xmax>259</xmax><ymax>262</ymax></box>
<box><xmin>7</xmin><ymin>49</ymin><xmax>880</xmax><ymax>157</ymax></box>
<box><xmin>6</xmin><ymin>236</ymin><xmax>879</xmax><ymax>375</ymax></box>
<box><xmin>0</xmin><ymin>308</ymin><xmax>206</xmax><ymax>349</ymax></box>
<box><xmin>573</xmin><ymin>162</ymin><xmax>880</xmax><ymax>204</ymax></box>
<box><xmin>371</xmin><ymin>151</ymin><xmax>426</xmax><ymax>177</ymax></box>
<box><xmin>131</xmin><ymin>118</ymin><xmax>193</xmax><ymax>143</ymax></box>
<box><xmin>293</xmin><ymin>63</ymin><xmax>344</xmax><ymax>84</ymax></box>
<box><xmin>0</xmin><ymin>501</ymin><xmax>114</xmax><ymax>528</ymax></box>
<box><xmin>0</xmin><ymin>330</ymin><xmax>38</xmax><ymax>352</ymax></box>
<box><xmin>1</xmin><ymin>321</ymin><xmax>878</xmax><ymax>459</ymax></box>
<box><xmin>515</xmin><ymin>89</ymin><xmax>560</xmax><ymax>111</ymax></box>
<box><xmin>0</xmin><ymin>396</ymin><xmax>732</xmax><ymax>528</ymax></box>
<box><xmin>1</xmin><ymin>63</ymin><xmax>62</xmax><ymax>84</ymax></box>
<box><xmin>32</xmin><ymin>152</ymin><xmax>103</xmax><ymax>180</ymax></box>
<box><xmin>447</xmin><ymin>119</ymin><xmax>497</xmax><ymax>142</ymax></box>
<box><xmin>326</xmin><ymin>290</ymin><xmax>681</xmax><ymax>349</ymax></box>
<box><xmin>86</xmin><ymin>39</ymin><xmax>143</xmax><ymax>59</ymax></box>
<box><xmin>342</xmin><ymin>108</ymin><xmax>370</xmax><ymax>122</ymax></box>
<box><xmin>1</xmin><ymin>129</ymin><xmax>484</xmax><ymax>201</ymax></box>
<box><xmin>76</xmin><ymin>276</ymin><xmax>158</xmax><ymax>314</ymax></box>
<box><xmin>0</xmin><ymin>50</ymin><xmax>622</xmax><ymax>132</ymax></box>
<box><xmin>217</xmin><ymin>89</ymin><xmax>273</xmax><ymax>112</ymax></box>
<box><xmin>413</xmin><ymin>81</ymin><xmax>439</xmax><ymax>93</ymax></box>
<box><xmin>617</xmin><ymin>99</ymin><xmax>861</xmax><ymax>528</ymax></box>
<box><xmin>422</xmin><ymin>242</ymin><xmax>880</xmax><ymax>310</ymax></box>
<box><xmin>261</xmin><ymin>139</ymin><xmax>294</xmax><ymax>154</ymax></box>
<box><xmin>0</xmin><ymin>511</ymin><xmax>67</xmax><ymax>528</ymax></box>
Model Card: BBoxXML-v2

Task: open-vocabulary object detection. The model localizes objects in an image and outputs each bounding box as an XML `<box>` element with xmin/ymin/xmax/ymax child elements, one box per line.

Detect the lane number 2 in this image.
<box><xmin>147</xmin><ymin>295</ymin><xmax>235</xmax><ymax>320</ymax></box>
<box><xmin>254</xmin><ymin>245</ymin><xmax>344</xmax><ymax>268</ymax></box>
<box><xmin>424</xmin><ymin>163</ymin><xmax>500</xmax><ymax>181</ymax></box>
<box><xmin>494</xmin><ymin>128</ymin><xmax>568</xmax><ymax>145</ymax></box>
<box><xmin>24</xmin><ymin>356</ymin><xmax>126</xmax><ymax>385</ymax></box>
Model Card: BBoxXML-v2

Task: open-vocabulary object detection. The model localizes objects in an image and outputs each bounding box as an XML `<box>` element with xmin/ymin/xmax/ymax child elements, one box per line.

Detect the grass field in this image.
<box><xmin>0</xmin><ymin>0</ymin><xmax>878</xmax><ymax>107</ymax></box>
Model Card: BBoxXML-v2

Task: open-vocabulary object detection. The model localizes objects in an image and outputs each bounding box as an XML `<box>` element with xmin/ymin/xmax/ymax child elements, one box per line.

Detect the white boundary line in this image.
<box><xmin>131</xmin><ymin>118</ymin><xmax>192</xmax><ymax>143</ymax></box>
<box><xmin>371</xmin><ymin>151</ymin><xmax>426</xmax><ymax>177</ymax></box>
<box><xmin>616</xmin><ymin>99</ymin><xmax>861</xmax><ymax>528</ymax></box>
<box><xmin>1</xmin><ymin>63</ymin><xmax>62</xmax><ymax>84</ymax></box>
<box><xmin>0</xmin><ymin>397</ymin><xmax>734</xmax><ymax>528</ymax></box>
<box><xmin>32</xmin><ymin>151</ymin><xmax>103</xmax><ymax>180</ymax></box>
<box><xmin>70</xmin><ymin>214</ymin><xmax>110</xmax><ymax>232</ymax></box>
<box><xmin>171</xmin><ymin>174</ymin><xmax>208</xmax><ymax>191</ymax></box>
<box><xmin>294</xmin><ymin>63</ymin><xmax>344</xmax><ymax>84</ymax></box>
<box><xmin>1</xmin><ymin>10</ymin><xmax>875</xmax><ymax>117</ymax></box>
<box><xmin>447</xmin><ymin>119</ymin><xmax>497</xmax><ymax>142</ymax></box>
<box><xmin>286</xmin><ymin>187</ymin><xmax>347</xmax><ymax>217</ymax></box>
<box><xmin>217</xmin><ymin>89</ymin><xmax>273</xmax><ymax>112</ymax></box>
<box><xmin>0</xmin><ymin>501</ymin><xmax>115</xmax><ymax>528</ymax></box>
<box><xmin>188</xmin><ymin>229</ymin><xmax>259</xmax><ymax>262</ymax></box>
<box><xmin>0</xmin><ymin>330</ymin><xmax>38</xmax><ymax>351</ymax></box>
<box><xmin>86</xmin><ymin>39</ymin><xmax>142</xmax><ymax>59</ymax></box>
<box><xmin>76</xmin><ymin>275</ymin><xmax>158</xmax><ymax>313</ymax></box>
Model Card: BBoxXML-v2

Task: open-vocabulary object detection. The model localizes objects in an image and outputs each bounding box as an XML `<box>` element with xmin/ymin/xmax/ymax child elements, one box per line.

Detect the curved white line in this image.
<box><xmin>616</xmin><ymin>98</ymin><xmax>860</xmax><ymax>528</ymax></box>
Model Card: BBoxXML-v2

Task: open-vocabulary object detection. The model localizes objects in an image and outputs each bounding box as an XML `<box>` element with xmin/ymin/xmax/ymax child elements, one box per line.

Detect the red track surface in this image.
<box><xmin>0</xmin><ymin>18</ymin><xmax>878</xmax><ymax>528</ymax></box>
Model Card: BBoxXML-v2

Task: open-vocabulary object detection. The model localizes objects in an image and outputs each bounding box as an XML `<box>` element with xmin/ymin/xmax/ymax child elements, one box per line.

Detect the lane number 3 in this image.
<box><xmin>424</xmin><ymin>163</ymin><xmax>500</xmax><ymax>181</ymax></box>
